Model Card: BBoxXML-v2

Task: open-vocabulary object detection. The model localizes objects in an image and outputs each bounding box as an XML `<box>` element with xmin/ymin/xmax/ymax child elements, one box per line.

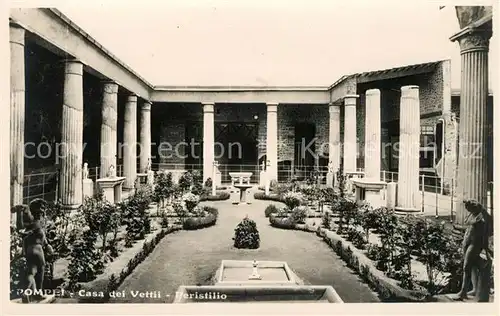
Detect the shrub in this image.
<box><xmin>204</xmin><ymin>177</ymin><xmax>213</xmax><ymax>188</ymax></box>
<box><xmin>178</xmin><ymin>171</ymin><xmax>193</xmax><ymax>193</ymax></box>
<box><xmin>200</xmin><ymin>191</ymin><xmax>230</xmax><ymax>201</ymax></box>
<box><xmin>172</xmin><ymin>200</ymin><xmax>189</xmax><ymax>224</ymax></box>
<box><xmin>119</xmin><ymin>189</ymin><xmax>152</xmax><ymax>243</ymax></box>
<box><xmin>154</xmin><ymin>172</ymin><xmax>174</xmax><ymax>212</ymax></box>
<box><xmin>283</xmin><ymin>191</ymin><xmax>304</xmax><ymax>210</ymax></box>
<box><xmin>290</xmin><ymin>206</ymin><xmax>308</xmax><ymax>224</ymax></box>
<box><xmin>183</xmin><ymin>212</ymin><xmax>217</xmax><ymax>230</ymax></box>
<box><xmin>233</xmin><ymin>217</ymin><xmax>260</xmax><ymax>249</ymax></box>
<box><xmin>269</xmin><ymin>214</ymin><xmax>296</xmax><ymax>229</ymax></box>
<box><xmin>182</xmin><ymin>192</ymin><xmax>200</xmax><ymax>212</ymax></box>
<box><xmin>265</xmin><ymin>204</ymin><xmax>279</xmax><ymax>217</ymax></box>
<box><xmin>160</xmin><ymin>214</ymin><xmax>169</xmax><ymax>228</ymax></box>
<box><xmin>253</xmin><ymin>192</ymin><xmax>284</xmax><ymax>203</ymax></box>
<box><xmin>321</xmin><ymin>212</ymin><xmax>331</xmax><ymax>229</ymax></box>
<box><xmin>10</xmin><ymin>225</ymin><xmax>25</xmax><ymax>299</ymax></box>
<box><xmin>346</xmin><ymin>226</ymin><xmax>367</xmax><ymax>250</ymax></box>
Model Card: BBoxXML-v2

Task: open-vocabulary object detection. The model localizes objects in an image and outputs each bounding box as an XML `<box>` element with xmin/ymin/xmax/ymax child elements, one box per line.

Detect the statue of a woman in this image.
<box><xmin>82</xmin><ymin>162</ymin><xmax>89</xmax><ymax>179</ymax></box>
<box><xmin>21</xmin><ymin>198</ymin><xmax>53</xmax><ymax>303</ymax></box>
<box><xmin>453</xmin><ymin>199</ymin><xmax>493</xmax><ymax>302</ymax></box>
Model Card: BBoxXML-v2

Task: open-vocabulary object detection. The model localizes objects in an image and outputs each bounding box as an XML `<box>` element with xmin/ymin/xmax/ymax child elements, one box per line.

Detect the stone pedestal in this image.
<box><xmin>395</xmin><ymin>86</ymin><xmax>420</xmax><ymax>213</ymax></box>
<box><xmin>10</xmin><ymin>23</ymin><xmax>25</xmax><ymax>207</ymax></box>
<box><xmin>259</xmin><ymin>170</ymin><xmax>266</xmax><ymax>186</ymax></box>
<box><xmin>139</xmin><ymin>101</ymin><xmax>152</xmax><ymax>174</ymax></box>
<box><xmin>450</xmin><ymin>25</ymin><xmax>492</xmax><ymax>225</ymax></box>
<box><xmin>82</xmin><ymin>179</ymin><xmax>94</xmax><ymax>199</ymax></box>
<box><xmin>352</xmin><ymin>178</ymin><xmax>386</xmax><ymax>209</ymax></box>
<box><xmin>60</xmin><ymin>59</ymin><xmax>84</xmax><ymax>209</ymax></box>
<box><xmin>328</xmin><ymin>103</ymin><xmax>341</xmax><ymax>182</ymax></box>
<box><xmin>266</xmin><ymin>103</ymin><xmax>278</xmax><ymax>182</ymax></box>
<box><xmin>325</xmin><ymin>171</ymin><xmax>334</xmax><ymax>187</ymax></box>
<box><xmin>343</xmin><ymin>95</ymin><xmax>358</xmax><ymax>173</ymax></box>
<box><xmin>100</xmin><ymin>81</ymin><xmax>118</xmax><ymax>178</ymax></box>
<box><xmin>96</xmin><ymin>177</ymin><xmax>126</xmax><ymax>204</ymax></box>
<box><xmin>203</xmin><ymin>102</ymin><xmax>215</xmax><ymax>182</ymax></box>
<box><xmin>386</xmin><ymin>182</ymin><xmax>397</xmax><ymax>210</ymax></box>
<box><xmin>123</xmin><ymin>94</ymin><xmax>138</xmax><ymax>190</ymax></box>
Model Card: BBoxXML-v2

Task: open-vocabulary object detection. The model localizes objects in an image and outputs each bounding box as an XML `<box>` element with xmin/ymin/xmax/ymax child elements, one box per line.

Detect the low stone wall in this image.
<box><xmin>271</xmin><ymin>223</ymin><xmax>428</xmax><ymax>302</ymax></box>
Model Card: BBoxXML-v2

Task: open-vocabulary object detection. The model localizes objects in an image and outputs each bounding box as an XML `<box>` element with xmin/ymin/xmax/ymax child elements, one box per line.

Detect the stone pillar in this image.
<box><xmin>203</xmin><ymin>102</ymin><xmax>215</xmax><ymax>182</ymax></box>
<box><xmin>364</xmin><ymin>89</ymin><xmax>381</xmax><ymax>180</ymax></box>
<box><xmin>10</xmin><ymin>23</ymin><xmax>25</xmax><ymax>207</ymax></box>
<box><xmin>328</xmin><ymin>102</ymin><xmax>341</xmax><ymax>185</ymax></box>
<box><xmin>60</xmin><ymin>59</ymin><xmax>84</xmax><ymax>209</ymax></box>
<box><xmin>139</xmin><ymin>100</ymin><xmax>152</xmax><ymax>173</ymax></box>
<box><xmin>451</xmin><ymin>27</ymin><xmax>492</xmax><ymax>225</ymax></box>
<box><xmin>266</xmin><ymin>102</ymin><xmax>278</xmax><ymax>182</ymax></box>
<box><xmin>395</xmin><ymin>86</ymin><xmax>420</xmax><ymax>213</ymax></box>
<box><xmin>343</xmin><ymin>95</ymin><xmax>358</xmax><ymax>173</ymax></box>
<box><xmin>100</xmin><ymin>81</ymin><xmax>118</xmax><ymax>178</ymax></box>
<box><xmin>123</xmin><ymin>94</ymin><xmax>138</xmax><ymax>190</ymax></box>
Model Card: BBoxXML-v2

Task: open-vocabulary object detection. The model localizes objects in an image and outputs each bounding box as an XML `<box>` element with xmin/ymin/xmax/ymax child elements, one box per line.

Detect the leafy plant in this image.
<box><xmin>283</xmin><ymin>191</ymin><xmax>304</xmax><ymax>210</ymax></box>
<box><xmin>178</xmin><ymin>171</ymin><xmax>194</xmax><ymax>193</ymax></box>
<box><xmin>346</xmin><ymin>226</ymin><xmax>367</xmax><ymax>249</ymax></box>
<box><xmin>290</xmin><ymin>206</ymin><xmax>308</xmax><ymax>224</ymax></box>
<box><xmin>10</xmin><ymin>224</ymin><xmax>26</xmax><ymax>299</ymax></box>
<box><xmin>321</xmin><ymin>212</ymin><xmax>331</xmax><ymax>229</ymax></box>
<box><xmin>204</xmin><ymin>177</ymin><xmax>213</xmax><ymax>188</ymax></box>
<box><xmin>233</xmin><ymin>217</ymin><xmax>260</xmax><ymax>249</ymax></box>
<box><xmin>265</xmin><ymin>204</ymin><xmax>279</xmax><ymax>217</ymax></box>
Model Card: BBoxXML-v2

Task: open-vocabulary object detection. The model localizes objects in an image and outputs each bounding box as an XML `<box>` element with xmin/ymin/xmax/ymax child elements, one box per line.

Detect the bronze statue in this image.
<box><xmin>20</xmin><ymin>198</ymin><xmax>53</xmax><ymax>303</ymax></box>
<box><xmin>453</xmin><ymin>199</ymin><xmax>493</xmax><ymax>302</ymax></box>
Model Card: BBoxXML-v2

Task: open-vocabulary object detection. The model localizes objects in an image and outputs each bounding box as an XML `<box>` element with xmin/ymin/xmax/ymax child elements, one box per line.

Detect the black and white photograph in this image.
<box><xmin>5</xmin><ymin>0</ymin><xmax>497</xmax><ymax>312</ymax></box>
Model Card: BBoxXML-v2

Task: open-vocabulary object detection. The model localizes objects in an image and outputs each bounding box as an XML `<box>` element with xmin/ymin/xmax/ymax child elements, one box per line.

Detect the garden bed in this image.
<box><xmin>199</xmin><ymin>191</ymin><xmax>230</xmax><ymax>201</ymax></box>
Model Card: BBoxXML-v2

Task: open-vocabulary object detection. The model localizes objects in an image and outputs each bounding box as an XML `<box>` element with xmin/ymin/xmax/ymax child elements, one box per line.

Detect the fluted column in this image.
<box><xmin>139</xmin><ymin>100</ymin><xmax>152</xmax><ymax>173</ymax></box>
<box><xmin>396</xmin><ymin>86</ymin><xmax>420</xmax><ymax>212</ymax></box>
<box><xmin>343</xmin><ymin>95</ymin><xmax>358</xmax><ymax>173</ymax></box>
<box><xmin>266</xmin><ymin>102</ymin><xmax>278</xmax><ymax>182</ymax></box>
<box><xmin>451</xmin><ymin>28</ymin><xmax>492</xmax><ymax>225</ymax></box>
<box><xmin>123</xmin><ymin>94</ymin><xmax>138</xmax><ymax>190</ymax></box>
<box><xmin>100</xmin><ymin>81</ymin><xmax>118</xmax><ymax>178</ymax></box>
<box><xmin>10</xmin><ymin>23</ymin><xmax>25</xmax><ymax>207</ymax></box>
<box><xmin>60</xmin><ymin>59</ymin><xmax>84</xmax><ymax>209</ymax></box>
<box><xmin>203</xmin><ymin>102</ymin><xmax>215</xmax><ymax>182</ymax></box>
<box><xmin>328</xmin><ymin>102</ymin><xmax>341</xmax><ymax>174</ymax></box>
<box><xmin>364</xmin><ymin>89</ymin><xmax>381</xmax><ymax>180</ymax></box>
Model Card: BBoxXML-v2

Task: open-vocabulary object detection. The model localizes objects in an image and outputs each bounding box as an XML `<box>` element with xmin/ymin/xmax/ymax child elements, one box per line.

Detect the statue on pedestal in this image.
<box><xmin>21</xmin><ymin>198</ymin><xmax>54</xmax><ymax>303</ymax></box>
<box><xmin>107</xmin><ymin>165</ymin><xmax>115</xmax><ymax>178</ymax></box>
<box><xmin>452</xmin><ymin>199</ymin><xmax>493</xmax><ymax>302</ymax></box>
<box><xmin>82</xmin><ymin>162</ymin><xmax>89</xmax><ymax>179</ymax></box>
<box><xmin>145</xmin><ymin>158</ymin><xmax>152</xmax><ymax>173</ymax></box>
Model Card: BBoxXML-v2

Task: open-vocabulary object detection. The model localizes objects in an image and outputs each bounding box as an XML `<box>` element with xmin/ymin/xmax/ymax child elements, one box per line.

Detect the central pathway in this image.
<box><xmin>110</xmin><ymin>189</ymin><xmax>380</xmax><ymax>303</ymax></box>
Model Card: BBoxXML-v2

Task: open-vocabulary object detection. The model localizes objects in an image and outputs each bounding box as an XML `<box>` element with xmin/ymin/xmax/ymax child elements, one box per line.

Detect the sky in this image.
<box><xmin>49</xmin><ymin>1</ymin><xmax>497</xmax><ymax>89</ymax></box>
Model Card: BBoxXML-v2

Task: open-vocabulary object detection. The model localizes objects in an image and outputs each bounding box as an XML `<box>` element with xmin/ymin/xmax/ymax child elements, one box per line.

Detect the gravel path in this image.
<box><xmin>109</xmin><ymin>189</ymin><xmax>380</xmax><ymax>303</ymax></box>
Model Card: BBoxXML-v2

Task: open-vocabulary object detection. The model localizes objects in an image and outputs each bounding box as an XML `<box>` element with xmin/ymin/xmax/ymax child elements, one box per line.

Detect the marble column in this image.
<box><xmin>139</xmin><ymin>100</ymin><xmax>152</xmax><ymax>173</ymax></box>
<box><xmin>451</xmin><ymin>28</ymin><xmax>492</xmax><ymax>225</ymax></box>
<box><xmin>10</xmin><ymin>23</ymin><xmax>25</xmax><ymax>207</ymax></box>
<box><xmin>100</xmin><ymin>81</ymin><xmax>118</xmax><ymax>178</ymax></box>
<box><xmin>364</xmin><ymin>89</ymin><xmax>381</xmax><ymax>180</ymax></box>
<box><xmin>328</xmin><ymin>102</ymin><xmax>341</xmax><ymax>173</ymax></box>
<box><xmin>123</xmin><ymin>94</ymin><xmax>138</xmax><ymax>190</ymax></box>
<box><xmin>203</xmin><ymin>102</ymin><xmax>215</xmax><ymax>182</ymax></box>
<box><xmin>60</xmin><ymin>59</ymin><xmax>84</xmax><ymax>209</ymax></box>
<box><xmin>266</xmin><ymin>102</ymin><xmax>278</xmax><ymax>182</ymax></box>
<box><xmin>343</xmin><ymin>95</ymin><xmax>358</xmax><ymax>173</ymax></box>
<box><xmin>396</xmin><ymin>86</ymin><xmax>420</xmax><ymax>213</ymax></box>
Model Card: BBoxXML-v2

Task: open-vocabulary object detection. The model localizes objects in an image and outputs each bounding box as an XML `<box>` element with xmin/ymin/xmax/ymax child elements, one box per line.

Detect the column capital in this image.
<box><xmin>366</xmin><ymin>89</ymin><xmax>381</xmax><ymax>96</ymax></box>
<box><xmin>102</xmin><ymin>81</ymin><xmax>119</xmax><ymax>94</ymax></box>
<box><xmin>9</xmin><ymin>22</ymin><xmax>25</xmax><ymax>46</ymax></box>
<box><xmin>344</xmin><ymin>94</ymin><xmax>359</xmax><ymax>106</ymax></box>
<box><xmin>329</xmin><ymin>103</ymin><xmax>340</xmax><ymax>114</ymax></box>
<box><xmin>64</xmin><ymin>59</ymin><xmax>83</xmax><ymax>76</ymax></box>
<box><xmin>126</xmin><ymin>94</ymin><xmax>138</xmax><ymax>103</ymax></box>
<box><xmin>401</xmin><ymin>85</ymin><xmax>419</xmax><ymax>99</ymax></box>
<box><xmin>141</xmin><ymin>101</ymin><xmax>152</xmax><ymax>111</ymax></box>
<box><xmin>202</xmin><ymin>102</ymin><xmax>214</xmax><ymax>113</ymax></box>
<box><xmin>266</xmin><ymin>102</ymin><xmax>278</xmax><ymax>112</ymax></box>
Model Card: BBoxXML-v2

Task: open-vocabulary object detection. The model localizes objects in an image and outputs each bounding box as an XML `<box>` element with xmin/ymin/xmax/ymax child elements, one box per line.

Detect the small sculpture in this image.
<box><xmin>328</xmin><ymin>161</ymin><xmax>334</xmax><ymax>173</ymax></box>
<box><xmin>107</xmin><ymin>165</ymin><xmax>116</xmax><ymax>178</ymax></box>
<box><xmin>452</xmin><ymin>199</ymin><xmax>493</xmax><ymax>302</ymax></box>
<box><xmin>21</xmin><ymin>199</ymin><xmax>54</xmax><ymax>303</ymax></box>
<box><xmin>248</xmin><ymin>260</ymin><xmax>262</xmax><ymax>280</ymax></box>
<box><xmin>82</xmin><ymin>162</ymin><xmax>89</xmax><ymax>179</ymax></box>
<box><xmin>146</xmin><ymin>159</ymin><xmax>152</xmax><ymax>173</ymax></box>
<box><xmin>260</xmin><ymin>161</ymin><xmax>266</xmax><ymax>171</ymax></box>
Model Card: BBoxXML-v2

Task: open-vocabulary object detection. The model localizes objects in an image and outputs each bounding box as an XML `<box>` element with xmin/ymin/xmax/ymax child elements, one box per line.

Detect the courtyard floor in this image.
<box><xmin>108</xmin><ymin>188</ymin><xmax>380</xmax><ymax>303</ymax></box>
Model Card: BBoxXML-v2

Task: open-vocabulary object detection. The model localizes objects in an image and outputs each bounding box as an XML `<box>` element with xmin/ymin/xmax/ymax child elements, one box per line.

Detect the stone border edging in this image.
<box><xmin>270</xmin><ymin>221</ymin><xmax>428</xmax><ymax>302</ymax></box>
<box><xmin>77</xmin><ymin>225</ymin><xmax>182</xmax><ymax>303</ymax></box>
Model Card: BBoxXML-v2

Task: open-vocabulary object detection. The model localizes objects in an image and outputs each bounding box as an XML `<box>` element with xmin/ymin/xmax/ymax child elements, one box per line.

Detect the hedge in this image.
<box><xmin>253</xmin><ymin>192</ymin><xmax>284</xmax><ymax>203</ymax></box>
<box><xmin>199</xmin><ymin>191</ymin><xmax>230</xmax><ymax>201</ymax></box>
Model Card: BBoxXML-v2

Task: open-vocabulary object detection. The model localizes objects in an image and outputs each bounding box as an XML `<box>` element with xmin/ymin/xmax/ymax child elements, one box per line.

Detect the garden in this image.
<box><xmin>259</xmin><ymin>168</ymin><xmax>482</xmax><ymax>301</ymax></box>
<box><xmin>10</xmin><ymin>169</ymin><xmax>226</xmax><ymax>302</ymax></box>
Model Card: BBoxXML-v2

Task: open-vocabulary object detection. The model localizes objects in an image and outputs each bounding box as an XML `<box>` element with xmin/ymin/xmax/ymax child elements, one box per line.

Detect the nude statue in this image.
<box><xmin>453</xmin><ymin>199</ymin><xmax>493</xmax><ymax>302</ymax></box>
<box><xmin>82</xmin><ymin>162</ymin><xmax>89</xmax><ymax>179</ymax></box>
<box><xmin>21</xmin><ymin>198</ymin><xmax>54</xmax><ymax>303</ymax></box>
